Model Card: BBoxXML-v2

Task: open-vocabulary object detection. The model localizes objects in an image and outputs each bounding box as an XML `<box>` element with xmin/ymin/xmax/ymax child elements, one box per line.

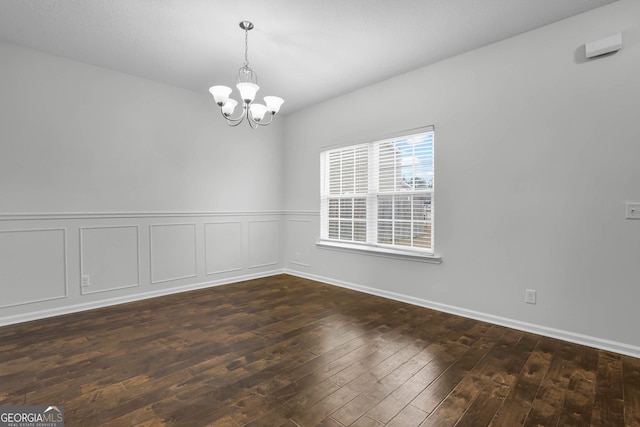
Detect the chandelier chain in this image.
<box><xmin>244</xmin><ymin>27</ymin><xmax>249</xmax><ymax>67</ymax></box>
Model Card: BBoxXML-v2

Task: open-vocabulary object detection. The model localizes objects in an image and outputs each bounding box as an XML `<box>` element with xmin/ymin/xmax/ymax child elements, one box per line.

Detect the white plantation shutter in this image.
<box><xmin>320</xmin><ymin>144</ymin><xmax>369</xmax><ymax>242</ymax></box>
<box><xmin>321</xmin><ymin>126</ymin><xmax>434</xmax><ymax>253</ymax></box>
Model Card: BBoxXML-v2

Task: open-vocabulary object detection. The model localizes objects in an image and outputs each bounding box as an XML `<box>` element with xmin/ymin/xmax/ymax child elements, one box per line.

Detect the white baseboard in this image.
<box><xmin>0</xmin><ymin>269</ymin><xmax>284</xmax><ymax>327</ymax></box>
<box><xmin>285</xmin><ymin>269</ymin><xmax>640</xmax><ymax>359</ymax></box>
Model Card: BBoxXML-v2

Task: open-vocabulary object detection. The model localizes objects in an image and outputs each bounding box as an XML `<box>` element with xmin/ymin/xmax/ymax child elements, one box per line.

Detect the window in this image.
<box><xmin>320</xmin><ymin>127</ymin><xmax>435</xmax><ymax>258</ymax></box>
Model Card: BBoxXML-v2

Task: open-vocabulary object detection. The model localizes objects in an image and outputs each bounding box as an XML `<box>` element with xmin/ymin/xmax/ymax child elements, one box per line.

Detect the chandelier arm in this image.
<box><xmin>226</xmin><ymin>116</ymin><xmax>246</xmax><ymax>127</ymax></box>
<box><xmin>248</xmin><ymin>112</ymin><xmax>275</xmax><ymax>127</ymax></box>
<box><xmin>247</xmin><ymin>113</ymin><xmax>259</xmax><ymax>129</ymax></box>
<box><xmin>220</xmin><ymin>103</ymin><xmax>247</xmax><ymax>125</ymax></box>
<box><xmin>247</xmin><ymin>110</ymin><xmax>265</xmax><ymax>127</ymax></box>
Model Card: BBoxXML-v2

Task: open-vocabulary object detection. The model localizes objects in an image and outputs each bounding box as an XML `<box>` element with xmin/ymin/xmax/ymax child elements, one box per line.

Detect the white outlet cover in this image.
<box><xmin>525</xmin><ymin>289</ymin><xmax>537</xmax><ymax>304</ymax></box>
<box><xmin>626</xmin><ymin>202</ymin><xmax>640</xmax><ymax>219</ymax></box>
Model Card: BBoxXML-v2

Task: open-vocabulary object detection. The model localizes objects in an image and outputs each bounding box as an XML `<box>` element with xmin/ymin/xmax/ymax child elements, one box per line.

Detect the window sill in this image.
<box><xmin>316</xmin><ymin>240</ymin><xmax>442</xmax><ymax>264</ymax></box>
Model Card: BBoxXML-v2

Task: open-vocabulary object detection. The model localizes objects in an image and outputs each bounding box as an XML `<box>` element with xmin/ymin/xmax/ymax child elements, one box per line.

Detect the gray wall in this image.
<box><xmin>283</xmin><ymin>0</ymin><xmax>640</xmax><ymax>356</ymax></box>
<box><xmin>0</xmin><ymin>41</ymin><xmax>285</xmax><ymax>324</ymax></box>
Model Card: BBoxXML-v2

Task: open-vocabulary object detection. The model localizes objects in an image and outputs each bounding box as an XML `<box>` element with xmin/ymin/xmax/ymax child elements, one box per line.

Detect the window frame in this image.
<box><xmin>318</xmin><ymin>126</ymin><xmax>441</xmax><ymax>263</ymax></box>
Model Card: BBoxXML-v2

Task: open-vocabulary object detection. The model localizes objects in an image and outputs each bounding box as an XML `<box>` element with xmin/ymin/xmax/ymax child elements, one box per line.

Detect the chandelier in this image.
<box><xmin>209</xmin><ymin>21</ymin><xmax>284</xmax><ymax>129</ymax></box>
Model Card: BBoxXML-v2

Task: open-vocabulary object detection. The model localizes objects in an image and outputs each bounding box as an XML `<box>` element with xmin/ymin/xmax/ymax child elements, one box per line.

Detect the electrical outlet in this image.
<box><xmin>626</xmin><ymin>202</ymin><xmax>640</xmax><ymax>219</ymax></box>
<box><xmin>81</xmin><ymin>275</ymin><xmax>90</xmax><ymax>287</ymax></box>
<box><xmin>525</xmin><ymin>289</ymin><xmax>536</xmax><ymax>304</ymax></box>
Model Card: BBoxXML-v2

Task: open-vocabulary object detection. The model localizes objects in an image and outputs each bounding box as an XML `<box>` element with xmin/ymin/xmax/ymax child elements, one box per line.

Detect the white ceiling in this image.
<box><xmin>0</xmin><ymin>0</ymin><xmax>618</xmax><ymax>114</ymax></box>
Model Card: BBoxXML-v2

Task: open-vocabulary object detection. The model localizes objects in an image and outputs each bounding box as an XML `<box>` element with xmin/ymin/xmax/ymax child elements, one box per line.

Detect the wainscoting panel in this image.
<box><xmin>0</xmin><ymin>212</ymin><xmax>285</xmax><ymax>327</ymax></box>
<box><xmin>150</xmin><ymin>223</ymin><xmax>197</xmax><ymax>284</ymax></box>
<box><xmin>287</xmin><ymin>219</ymin><xmax>312</xmax><ymax>267</ymax></box>
<box><xmin>0</xmin><ymin>228</ymin><xmax>67</xmax><ymax>308</ymax></box>
<box><xmin>248</xmin><ymin>220</ymin><xmax>279</xmax><ymax>268</ymax></box>
<box><xmin>80</xmin><ymin>226</ymin><xmax>140</xmax><ymax>295</ymax></box>
<box><xmin>205</xmin><ymin>222</ymin><xmax>243</xmax><ymax>275</ymax></box>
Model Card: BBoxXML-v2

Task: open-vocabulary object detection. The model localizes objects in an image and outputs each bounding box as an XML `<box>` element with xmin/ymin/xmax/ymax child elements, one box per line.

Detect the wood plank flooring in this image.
<box><xmin>0</xmin><ymin>274</ymin><xmax>638</xmax><ymax>426</ymax></box>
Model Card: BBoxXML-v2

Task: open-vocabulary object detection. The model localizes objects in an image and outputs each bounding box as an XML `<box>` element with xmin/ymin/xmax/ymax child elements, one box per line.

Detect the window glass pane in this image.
<box><xmin>354</xmin><ymin>198</ymin><xmax>366</xmax><ymax>219</ymax></box>
<box><xmin>395</xmin><ymin>196</ymin><xmax>412</xmax><ymax>221</ymax></box>
<box><xmin>404</xmin><ymin>171</ymin><xmax>431</xmax><ymax>189</ymax></box>
<box><xmin>400</xmin><ymin>168</ymin><xmax>417</xmax><ymax>191</ymax></box>
<box><xmin>378</xmin><ymin>196</ymin><xmax>392</xmax><ymax>220</ymax></box>
<box><xmin>412</xmin><ymin>221</ymin><xmax>431</xmax><ymax>248</ymax></box>
<box><xmin>378</xmin><ymin>221</ymin><xmax>392</xmax><ymax>244</ymax></box>
<box><xmin>329</xmin><ymin>199</ymin><xmax>339</xmax><ymax>218</ymax></box>
<box><xmin>412</xmin><ymin>195</ymin><xmax>430</xmax><ymax>221</ymax></box>
<box><xmin>329</xmin><ymin>220</ymin><xmax>339</xmax><ymax>239</ymax></box>
<box><xmin>394</xmin><ymin>222</ymin><xmax>412</xmax><ymax>247</ymax></box>
<box><xmin>397</xmin><ymin>134</ymin><xmax>434</xmax><ymax>191</ymax></box>
<box><xmin>424</xmin><ymin>175</ymin><xmax>434</xmax><ymax>189</ymax></box>
<box><xmin>340</xmin><ymin>221</ymin><xmax>353</xmax><ymax>241</ymax></box>
<box><xmin>354</xmin><ymin>221</ymin><xmax>366</xmax><ymax>242</ymax></box>
<box><xmin>339</xmin><ymin>199</ymin><xmax>353</xmax><ymax>219</ymax></box>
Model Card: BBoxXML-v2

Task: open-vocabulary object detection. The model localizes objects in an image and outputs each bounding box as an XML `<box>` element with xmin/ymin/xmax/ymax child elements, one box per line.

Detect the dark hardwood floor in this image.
<box><xmin>0</xmin><ymin>274</ymin><xmax>638</xmax><ymax>426</ymax></box>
